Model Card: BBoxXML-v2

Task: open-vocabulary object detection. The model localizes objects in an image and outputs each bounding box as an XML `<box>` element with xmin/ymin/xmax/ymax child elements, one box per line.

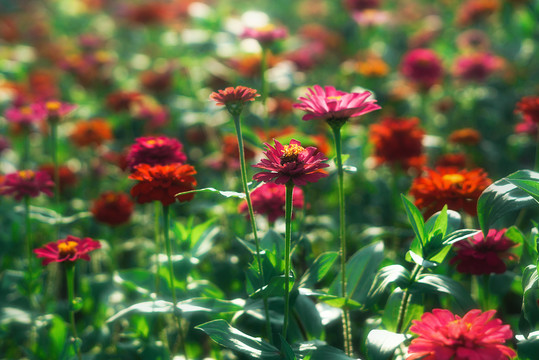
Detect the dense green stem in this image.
<box><xmin>232</xmin><ymin>113</ymin><xmax>272</xmax><ymax>341</ymax></box>
<box><xmin>396</xmin><ymin>265</ymin><xmax>422</xmax><ymax>334</ymax></box>
<box><xmin>24</xmin><ymin>196</ymin><xmax>33</xmax><ymax>280</ymax></box>
<box><xmin>282</xmin><ymin>183</ymin><xmax>294</xmax><ymax>340</ymax></box>
<box><xmin>154</xmin><ymin>202</ymin><xmax>161</xmax><ymax>295</ymax></box>
<box><xmin>51</xmin><ymin>122</ymin><xmax>60</xmax><ymax>205</ymax></box>
<box><xmin>22</xmin><ymin>128</ymin><xmax>30</xmax><ymax>168</ymax></box>
<box><xmin>330</xmin><ymin>125</ymin><xmax>353</xmax><ymax>356</ymax></box>
<box><xmin>66</xmin><ymin>264</ymin><xmax>82</xmax><ymax>360</ymax></box>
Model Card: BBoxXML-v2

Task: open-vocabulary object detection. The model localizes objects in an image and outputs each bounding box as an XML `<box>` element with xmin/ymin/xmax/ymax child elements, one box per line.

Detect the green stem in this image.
<box><xmin>331</xmin><ymin>126</ymin><xmax>353</xmax><ymax>356</ymax></box>
<box><xmin>154</xmin><ymin>202</ymin><xmax>161</xmax><ymax>295</ymax></box>
<box><xmin>51</xmin><ymin>122</ymin><xmax>60</xmax><ymax>204</ymax></box>
<box><xmin>22</xmin><ymin>128</ymin><xmax>30</xmax><ymax>168</ymax></box>
<box><xmin>535</xmin><ymin>125</ymin><xmax>539</xmax><ymax>171</ymax></box>
<box><xmin>232</xmin><ymin>113</ymin><xmax>272</xmax><ymax>341</ymax></box>
<box><xmin>162</xmin><ymin>205</ymin><xmax>188</xmax><ymax>358</ymax></box>
<box><xmin>396</xmin><ymin>265</ymin><xmax>422</xmax><ymax>334</ymax></box>
<box><xmin>282</xmin><ymin>183</ymin><xmax>294</xmax><ymax>340</ymax></box>
<box><xmin>24</xmin><ymin>196</ymin><xmax>33</xmax><ymax>280</ymax></box>
<box><xmin>66</xmin><ymin>264</ymin><xmax>82</xmax><ymax>360</ymax></box>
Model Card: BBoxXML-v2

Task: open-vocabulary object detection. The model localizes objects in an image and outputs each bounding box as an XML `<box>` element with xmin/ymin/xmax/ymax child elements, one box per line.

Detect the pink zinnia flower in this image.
<box><xmin>515</xmin><ymin>95</ymin><xmax>539</xmax><ymax>124</ymax></box>
<box><xmin>4</xmin><ymin>105</ymin><xmax>45</xmax><ymax>126</ymax></box>
<box><xmin>0</xmin><ymin>170</ymin><xmax>54</xmax><ymax>201</ymax></box>
<box><xmin>31</xmin><ymin>100</ymin><xmax>77</xmax><ymax>122</ymax></box>
<box><xmin>293</xmin><ymin>85</ymin><xmax>380</xmax><ymax>125</ymax></box>
<box><xmin>408</xmin><ymin>309</ymin><xmax>516</xmax><ymax>360</ymax></box>
<box><xmin>450</xmin><ymin>229</ymin><xmax>517</xmax><ymax>275</ymax></box>
<box><xmin>253</xmin><ymin>139</ymin><xmax>329</xmax><ymax>186</ymax></box>
<box><xmin>34</xmin><ymin>235</ymin><xmax>101</xmax><ymax>266</ymax></box>
<box><xmin>127</xmin><ymin>136</ymin><xmax>187</xmax><ymax>171</ymax></box>
<box><xmin>210</xmin><ymin>86</ymin><xmax>260</xmax><ymax>116</ymax></box>
<box><xmin>238</xmin><ymin>183</ymin><xmax>304</xmax><ymax>223</ymax></box>
<box><xmin>400</xmin><ymin>48</ymin><xmax>443</xmax><ymax>89</ymax></box>
<box><xmin>453</xmin><ymin>52</ymin><xmax>501</xmax><ymax>82</ymax></box>
<box><xmin>241</xmin><ymin>24</ymin><xmax>288</xmax><ymax>45</ymax></box>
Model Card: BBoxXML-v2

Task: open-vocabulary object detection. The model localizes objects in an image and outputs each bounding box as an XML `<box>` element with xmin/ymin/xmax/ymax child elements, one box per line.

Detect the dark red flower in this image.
<box><xmin>369</xmin><ymin>117</ymin><xmax>425</xmax><ymax>170</ymax></box>
<box><xmin>253</xmin><ymin>139</ymin><xmax>329</xmax><ymax>186</ymax></box>
<box><xmin>343</xmin><ymin>0</ymin><xmax>380</xmax><ymax>11</ymax></box>
<box><xmin>0</xmin><ymin>170</ymin><xmax>54</xmax><ymax>201</ymax></box>
<box><xmin>91</xmin><ymin>191</ymin><xmax>134</xmax><ymax>226</ymax></box>
<box><xmin>409</xmin><ymin>167</ymin><xmax>492</xmax><ymax>218</ymax></box>
<box><xmin>34</xmin><ymin>235</ymin><xmax>101</xmax><ymax>266</ymax></box>
<box><xmin>69</xmin><ymin>118</ymin><xmax>113</xmax><ymax>148</ymax></box>
<box><xmin>238</xmin><ymin>183</ymin><xmax>304</xmax><ymax>223</ymax></box>
<box><xmin>38</xmin><ymin>164</ymin><xmax>78</xmax><ymax>193</ymax></box>
<box><xmin>106</xmin><ymin>91</ymin><xmax>143</xmax><ymax>112</ymax></box>
<box><xmin>127</xmin><ymin>136</ymin><xmax>187</xmax><ymax>171</ymax></box>
<box><xmin>129</xmin><ymin>163</ymin><xmax>197</xmax><ymax>206</ymax></box>
<box><xmin>210</xmin><ymin>86</ymin><xmax>260</xmax><ymax>116</ymax></box>
<box><xmin>435</xmin><ymin>153</ymin><xmax>469</xmax><ymax>168</ymax></box>
<box><xmin>400</xmin><ymin>49</ymin><xmax>443</xmax><ymax>90</ymax></box>
<box><xmin>448</xmin><ymin>128</ymin><xmax>482</xmax><ymax>146</ymax></box>
<box><xmin>450</xmin><ymin>229</ymin><xmax>517</xmax><ymax>275</ymax></box>
<box><xmin>453</xmin><ymin>53</ymin><xmax>501</xmax><ymax>83</ymax></box>
<box><xmin>456</xmin><ymin>0</ymin><xmax>500</xmax><ymax>27</ymax></box>
<box><xmin>408</xmin><ymin>309</ymin><xmax>516</xmax><ymax>360</ymax></box>
<box><xmin>515</xmin><ymin>96</ymin><xmax>539</xmax><ymax>124</ymax></box>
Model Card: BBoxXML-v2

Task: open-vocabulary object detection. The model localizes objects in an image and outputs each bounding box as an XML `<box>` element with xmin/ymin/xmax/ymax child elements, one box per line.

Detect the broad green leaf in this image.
<box><xmin>367</xmin><ymin>265</ymin><xmax>411</xmax><ymax>302</ymax></box>
<box><xmin>175</xmin><ymin>187</ymin><xmax>246</xmax><ymax>199</ymax></box>
<box><xmin>366</xmin><ymin>330</ymin><xmax>409</xmax><ymax>360</ymax></box>
<box><xmin>107</xmin><ymin>300</ymin><xmax>174</xmax><ymax>323</ymax></box>
<box><xmin>442</xmin><ymin>229</ymin><xmax>480</xmax><ymax>245</ymax></box>
<box><xmin>196</xmin><ymin>320</ymin><xmax>280</xmax><ymax>359</ymax></box>
<box><xmin>251</xmin><ymin>275</ymin><xmax>294</xmax><ymax>299</ymax></box>
<box><xmin>299</xmin><ymin>252</ymin><xmax>338</xmax><ymax>289</ymax></box>
<box><xmin>295</xmin><ymin>340</ymin><xmax>359</xmax><ymax>360</ymax></box>
<box><xmin>477</xmin><ymin>170</ymin><xmax>539</xmax><ymax>235</ymax></box>
<box><xmin>520</xmin><ymin>265</ymin><xmax>539</xmax><ymax>337</ymax></box>
<box><xmin>401</xmin><ymin>195</ymin><xmax>426</xmax><ymax>248</ymax></box>
<box><xmin>413</xmin><ymin>274</ymin><xmax>476</xmax><ymax>311</ymax></box>
<box><xmin>506</xmin><ymin>178</ymin><xmax>539</xmax><ymax>203</ymax></box>
<box><xmin>293</xmin><ymin>295</ymin><xmax>323</xmax><ymax>339</ymax></box>
<box><xmin>279</xmin><ymin>336</ymin><xmax>297</xmax><ymax>360</ymax></box>
<box><xmin>407</xmin><ymin>250</ymin><xmax>439</xmax><ymax>268</ymax></box>
<box><xmin>518</xmin><ymin>334</ymin><xmax>539</xmax><ymax>360</ymax></box>
<box><xmin>424</xmin><ymin>206</ymin><xmax>448</xmax><ymax>239</ymax></box>
<box><xmin>26</xmin><ymin>205</ymin><xmax>92</xmax><ymax>225</ymax></box>
<box><xmin>382</xmin><ymin>288</ymin><xmax>423</xmax><ymax>333</ymax></box>
<box><xmin>329</xmin><ymin>241</ymin><xmax>384</xmax><ymax>305</ymax></box>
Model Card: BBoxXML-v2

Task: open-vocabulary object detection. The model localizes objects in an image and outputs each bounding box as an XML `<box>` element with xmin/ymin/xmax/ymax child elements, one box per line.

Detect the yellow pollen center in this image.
<box><xmin>281</xmin><ymin>144</ymin><xmax>305</xmax><ymax>164</ymax></box>
<box><xmin>442</xmin><ymin>173</ymin><xmax>465</xmax><ymax>184</ymax></box>
<box><xmin>146</xmin><ymin>139</ymin><xmax>164</xmax><ymax>146</ymax></box>
<box><xmin>46</xmin><ymin>101</ymin><xmax>61</xmax><ymax>111</ymax></box>
<box><xmin>327</xmin><ymin>96</ymin><xmax>342</xmax><ymax>101</ymax></box>
<box><xmin>18</xmin><ymin>170</ymin><xmax>35</xmax><ymax>180</ymax></box>
<box><xmin>58</xmin><ymin>241</ymin><xmax>78</xmax><ymax>257</ymax></box>
<box><xmin>257</xmin><ymin>24</ymin><xmax>276</xmax><ymax>32</ymax></box>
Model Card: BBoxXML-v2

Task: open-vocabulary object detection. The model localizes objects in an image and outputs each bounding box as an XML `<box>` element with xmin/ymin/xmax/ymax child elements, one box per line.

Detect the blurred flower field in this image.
<box><xmin>1</xmin><ymin>0</ymin><xmax>539</xmax><ymax>359</ymax></box>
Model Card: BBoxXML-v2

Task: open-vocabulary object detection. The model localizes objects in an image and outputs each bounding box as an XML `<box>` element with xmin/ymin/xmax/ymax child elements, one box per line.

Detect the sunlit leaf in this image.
<box><xmin>401</xmin><ymin>195</ymin><xmax>426</xmax><ymax>249</ymax></box>
<box><xmin>366</xmin><ymin>330</ymin><xmax>409</xmax><ymax>360</ymax></box>
<box><xmin>175</xmin><ymin>187</ymin><xmax>246</xmax><ymax>199</ymax></box>
<box><xmin>299</xmin><ymin>252</ymin><xmax>338</xmax><ymax>289</ymax></box>
<box><xmin>413</xmin><ymin>274</ymin><xmax>476</xmax><ymax>310</ymax></box>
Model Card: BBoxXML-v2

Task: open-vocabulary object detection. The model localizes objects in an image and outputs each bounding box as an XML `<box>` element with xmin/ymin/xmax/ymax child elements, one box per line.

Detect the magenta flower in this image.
<box><xmin>453</xmin><ymin>52</ymin><xmax>501</xmax><ymax>83</ymax></box>
<box><xmin>241</xmin><ymin>24</ymin><xmax>288</xmax><ymax>44</ymax></box>
<box><xmin>408</xmin><ymin>309</ymin><xmax>516</xmax><ymax>360</ymax></box>
<box><xmin>253</xmin><ymin>139</ymin><xmax>329</xmax><ymax>186</ymax></box>
<box><xmin>400</xmin><ymin>48</ymin><xmax>443</xmax><ymax>89</ymax></box>
<box><xmin>34</xmin><ymin>235</ymin><xmax>101</xmax><ymax>266</ymax></box>
<box><xmin>293</xmin><ymin>85</ymin><xmax>380</xmax><ymax>124</ymax></box>
<box><xmin>450</xmin><ymin>229</ymin><xmax>517</xmax><ymax>275</ymax></box>
<box><xmin>31</xmin><ymin>100</ymin><xmax>77</xmax><ymax>122</ymax></box>
<box><xmin>0</xmin><ymin>170</ymin><xmax>54</xmax><ymax>201</ymax></box>
<box><xmin>4</xmin><ymin>105</ymin><xmax>45</xmax><ymax>126</ymax></box>
<box><xmin>127</xmin><ymin>136</ymin><xmax>187</xmax><ymax>171</ymax></box>
<box><xmin>238</xmin><ymin>182</ymin><xmax>304</xmax><ymax>223</ymax></box>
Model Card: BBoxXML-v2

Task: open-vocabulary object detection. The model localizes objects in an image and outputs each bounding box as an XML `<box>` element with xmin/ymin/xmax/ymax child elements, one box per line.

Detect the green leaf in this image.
<box><xmin>299</xmin><ymin>252</ymin><xmax>338</xmax><ymax>289</ymax></box>
<box><xmin>25</xmin><ymin>205</ymin><xmax>92</xmax><ymax>225</ymax></box>
<box><xmin>413</xmin><ymin>274</ymin><xmax>476</xmax><ymax>311</ymax></box>
<box><xmin>407</xmin><ymin>250</ymin><xmax>439</xmax><ymax>268</ymax></box>
<box><xmin>520</xmin><ymin>265</ymin><xmax>539</xmax><ymax>337</ymax></box>
<box><xmin>518</xmin><ymin>334</ymin><xmax>539</xmax><ymax>360</ymax></box>
<box><xmin>107</xmin><ymin>300</ymin><xmax>174</xmax><ymax>323</ymax></box>
<box><xmin>175</xmin><ymin>187</ymin><xmax>246</xmax><ymax>199</ymax></box>
<box><xmin>477</xmin><ymin>170</ymin><xmax>539</xmax><ymax>235</ymax></box>
<box><xmin>401</xmin><ymin>195</ymin><xmax>426</xmax><ymax>249</ymax></box>
<box><xmin>425</xmin><ymin>206</ymin><xmax>448</xmax><ymax>239</ymax></box>
<box><xmin>196</xmin><ymin>320</ymin><xmax>280</xmax><ymax>359</ymax></box>
<box><xmin>251</xmin><ymin>275</ymin><xmax>294</xmax><ymax>299</ymax></box>
<box><xmin>382</xmin><ymin>288</ymin><xmax>423</xmax><ymax>333</ymax></box>
<box><xmin>367</xmin><ymin>265</ymin><xmax>411</xmax><ymax>302</ymax></box>
<box><xmin>279</xmin><ymin>336</ymin><xmax>297</xmax><ymax>360</ymax></box>
<box><xmin>366</xmin><ymin>330</ymin><xmax>409</xmax><ymax>360</ymax></box>
<box><xmin>329</xmin><ymin>241</ymin><xmax>384</xmax><ymax>305</ymax></box>
<box><xmin>295</xmin><ymin>340</ymin><xmax>359</xmax><ymax>360</ymax></box>
<box><xmin>506</xmin><ymin>178</ymin><xmax>539</xmax><ymax>203</ymax></box>
<box><xmin>442</xmin><ymin>229</ymin><xmax>480</xmax><ymax>245</ymax></box>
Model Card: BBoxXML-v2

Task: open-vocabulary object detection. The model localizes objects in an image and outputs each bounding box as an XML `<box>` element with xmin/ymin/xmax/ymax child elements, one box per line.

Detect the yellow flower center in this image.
<box><xmin>58</xmin><ymin>240</ymin><xmax>78</xmax><ymax>257</ymax></box>
<box><xmin>18</xmin><ymin>170</ymin><xmax>35</xmax><ymax>180</ymax></box>
<box><xmin>327</xmin><ymin>96</ymin><xmax>342</xmax><ymax>101</ymax></box>
<box><xmin>256</xmin><ymin>24</ymin><xmax>276</xmax><ymax>33</ymax></box>
<box><xmin>20</xmin><ymin>106</ymin><xmax>32</xmax><ymax>115</ymax></box>
<box><xmin>281</xmin><ymin>143</ymin><xmax>305</xmax><ymax>164</ymax></box>
<box><xmin>146</xmin><ymin>138</ymin><xmax>164</xmax><ymax>146</ymax></box>
<box><xmin>442</xmin><ymin>173</ymin><xmax>465</xmax><ymax>184</ymax></box>
<box><xmin>46</xmin><ymin>101</ymin><xmax>61</xmax><ymax>111</ymax></box>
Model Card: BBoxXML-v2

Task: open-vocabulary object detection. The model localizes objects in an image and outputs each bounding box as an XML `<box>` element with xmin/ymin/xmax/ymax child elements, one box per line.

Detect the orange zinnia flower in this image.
<box><xmin>409</xmin><ymin>167</ymin><xmax>492</xmax><ymax>218</ymax></box>
<box><xmin>69</xmin><ymin>118</ymin><xmax>113</xmax><ymax>148</ymax></box>
<box><xmin>129</xmin><ymin>163</ymin><xmax>197</xmax><ymax>206</ymax></box>
<box><xmin>448</xmin><ymin>128</ymin><xmax>482</xmax><ymax>146</ymax></box>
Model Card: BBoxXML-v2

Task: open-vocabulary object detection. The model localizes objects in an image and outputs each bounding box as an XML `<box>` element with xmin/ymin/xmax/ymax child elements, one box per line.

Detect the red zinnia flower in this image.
<box><xmin>448</xmin><ymin>128</ymin><xmax>482</xmax><ymax>146</ymax></box>
<box><xmin>210</xmin><ymin>86</ymin><xmax>260</xmax><ymax>116</ymax></box>
<box><xmin>515</xmin><ymin>96</ymin><xmax>539</xmax><ymax>124</ymax></box>
<box><xmin>293</xmin><ymin>85</ymin><xmax>380</xmax><ymax>125</ymax></box>
<box><xmin>238</xmin><ymin>183</ymin><xmax>305</xmax><ymax>223</ymax></box>
<box><xmin>34</xmin><ymin>235</ymin><xmax>101</xmax><ymax>266</ymax></box>
<box><xmin>369</xmin><ymin>117</ymin><xmax>425</xmax><ymax>170</ymax></box>
<box><xmin>253</xmin><ymin>139</ymin><xmax>329</xmax><ymax>186</ymax></box>
<box><xmin>456</xmin><ymin>0</ymin><xmax>500</xmax><ymax>27</ymax></box>
<box><xmin>129</xmin><ymin>163</ymin><xmax>197</xmax><ymax>206</ymax></box>
<box><xmin>400</xmin><ymin>49</ymin><xmax>443</xmax><ymax>90</ymax></box>
<box><xmin>343</xmin><ymin>0</ymin><xmax>380</xmax><ymax>11</ymax></box>
<box><xmin>408</xmin><ymin>309</ymin><xmax>516</xmax><ymax>360</ymax></box>
<box><xmin>0</xmin><ymin>170</ymin><xmax>54</xmax><ymax>201</ymax></box>
<box><xmin>38</xmin><ymin>163</ymin><xmax>78</xmax><ymax>193</ymax></box>
<box><xmin>127</xmin><ymin>136</ymin><xmax>187</xmax><ymax>171</ymax></box>
<box><xmin>409</xmin><ymin>167</ymin><xmax>492</xmax><ymax>218</ymax></box>
<box><xmin>435</xmin><ymin>153</ymin><xmax>469</xmax><ymax>168</ymax></box>
<box><xmin>450</xmin><ymin>229</ymin><xmax>517</xmax><ymax>275</ymax></box>
<box><xmin>106</xmin><ymin>91</ymin><xmax>143</xmax><ymax>112</ymax></box>
<box><xmin>91</xmin><ymin>191</ymin><xmax>134</xmax><ymax>226</ymax></box>
<box><xmin>69</xmin><ymin>118</ymin><xmax>113</xmax><ymax>148</ymax></box>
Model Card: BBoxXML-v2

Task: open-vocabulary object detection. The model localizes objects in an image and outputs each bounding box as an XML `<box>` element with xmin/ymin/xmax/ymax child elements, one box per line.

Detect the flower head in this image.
<box><xmin>91</xmin><ymin>191</ymin><xmax>134</xmax><ymax>226</ymax></box>
<box><xmin>106</xmin><ymin>91</ymin><xmax>143</xmax><ymax>112</ymax></box>
<box><xmin>4</xmin><ymin>105</ymin><xmax>45</xmax><ymax>127</ymax></box>
<box><xmin>129</xmin><ymin>163</ymin><xmax>197</xmax><ymax>206</ymax></box>
<box><xmin>210</xmin><ymin>86</ymin><xmax>260</xmax><ymax>116</ymax></box>
<box><xmin>408</xmin><ymin>309</ymin><xmax>516</xmax><ymax>360</ymax></box>
<box><xmin>127</xmin><ymin>136</ymin><xmax>187</xmax><ymax>171</ymax></box>
<box><xmin>293</xmin><ymin>85</ymin><xmax>380</xmax><ymax>127</ymax></box>
<box><xmin>448</xmin><ymin>128</ymin><xmax>482</xmax><ymax>146</ymax></box>
<box><xmin>0</xmin><ymin>170</ymin><xmax>54</xmax><ymax>201</ymax></box>
<box><xmin>409</xmin><ymin>167</ymin><xmax>492</xmax><ymax>218</ymax></box>
<box><xmin>38</xmin><ymin>163</ymin><xmax>78</xmax><ymax>193</ymax></box>
<box><xmin>34</xmin><ymin>235</ymin><xmax>101</xmax><ymax>266</ymax></box>
<box><xmin>400</xmin><ymin>49</ymin><xmax>443</xmax><ymax>90</ymax></box>
<box><xmin>369</xmin><ymin>117</ymin><xmax>425</xmax><ymax>170</ymax></box>
<box><xmin>435</xmin><ymin>153</ymin><xmax>469</xmax><ymax>168</ymax></box>
<box><xmin>253</xmin><ymin>139</ymin><xmax>329</xmax><ymax>186</ymax></box>
<box><xmin>241</xmin><ymin>24</ymin><xmax>288</xmax><ymax>44</ymax></box>
<box><xmin>456</xmin><ymin>0</ymin><xmax>500</xmax><ymax>27</ymax></box>
<box><xmin>453</xmin><ymin>53</ymin><xmax>501</xmax><ymax>83</ymax></box>
<box><xmin>238</xmin><ymin>183</ymin><xmax>305</xmax><ymax>223</ymax></box>
<box><xmin>31</xmin><ymin>100</ymin><xmax>77</xmax><ymax>122</ymax></box>
<box><xmin>69</xmin><ymin>118</ymin><xmax>113</xmax><ymax>148</ymax></box>
<box><xmin>515</xmin><ymin>96</ymin><xmax>539</xmax><ymax>124</ymax></box>
<box><xmin>450</xmin><ymin>229</ymin><xmax>517</xmax><ymax>275</ymax></box>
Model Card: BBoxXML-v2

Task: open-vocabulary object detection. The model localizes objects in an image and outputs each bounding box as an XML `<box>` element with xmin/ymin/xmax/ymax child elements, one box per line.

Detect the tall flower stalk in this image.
<box><xmin>282</xmin><ymin>182</ymin><xmax>294</xmax><ymax>339</ymax></box>
<box><xmin>210</xmin><ymin>86</ymin><xmax>273</xmax><ymax>340</ymax></box>
<box><xmin>293</xmin><ymin>85</ymin><xmax>380</xmax><ymax>355</ymax></box>
<box><xmin>66</xmin><ymin>263</ymin><xmax>82</xmax><ymax>360</ymax></box>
